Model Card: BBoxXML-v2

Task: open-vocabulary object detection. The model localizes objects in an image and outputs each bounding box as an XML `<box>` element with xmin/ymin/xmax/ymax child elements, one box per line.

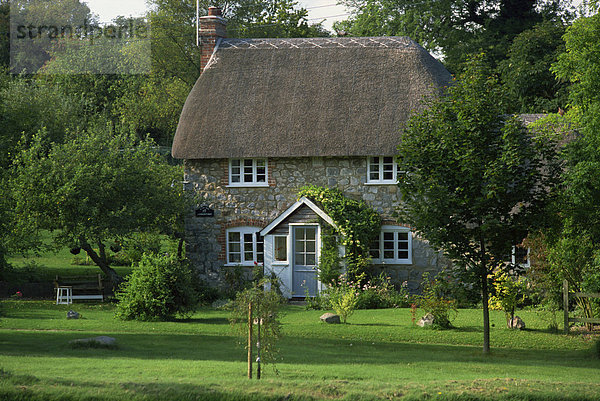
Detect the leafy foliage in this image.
<box><xmin>325</xmin><ymin>273</ymin><xmax>359</xmax><ymax>323</ymax></box>
<box><xmin>115</xmin><ymin>253</ymin><xmax>199</xmax><ymax>321</ymax></box>
<box><xmin>10</xmin><ymin>126</ymin><xmax>188</xmax><ymax>284</ymax></box>
<box><xmin>229</xmin><ymin>278</ymin><xmax>285</xmax><ymax>370</ymax></box>
<box><xmin>498</xmin><ymin>21</ymin><xmax>570</xmax><ymax>113</ymax></box>
<box><xmin>416</xmin><ymin>273</ymin><xmax>457</xmax><ymax>329</ymax></box>
<box><xmin>297</xmin><ymin>185</ymin><xmax>380</xmax><ymax>282</ymax></box>
<box><xmin>489</xmin><ymin>270</ymin><xmax>526</xmax><ymax>326</ymax></box>
<box><xmin>396</xmin><ymin>55</ymin><xmax>559</xmax><ymax>350</ymax></box>
<box><xmin>335</xmin><ymin>0</ymin><xmax>572</xmax><ymax>73</ymax></box>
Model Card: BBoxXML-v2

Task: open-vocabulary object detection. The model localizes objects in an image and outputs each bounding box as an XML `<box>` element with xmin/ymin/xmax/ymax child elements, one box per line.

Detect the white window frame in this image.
<box><xmin>511</xmin><ymin>246</ymin><xmax>530</xmax><ymax>269</ymax></box>
<box><xmin>273</xmin><ymin>235</ymin><xmax>288</xmax><ymax>264</ymax></box>
<box><xmin>370</xmin><ymin>226</ymin><xmax>412</xmax><ymax>264</ymax></box>
<box><xmin>226</xmin><ymin>227</ymin><xmax>264</xmax><ymax>266</ymax></box>
<box><xmin>366</xmin><ymin>156</ymin><xmax>401</xmax><ymax>185</ymax></box>
<box><xmin>228</xmin><ymin>158</ymin><xmax>269</xmax><ymax>187</ymax></box>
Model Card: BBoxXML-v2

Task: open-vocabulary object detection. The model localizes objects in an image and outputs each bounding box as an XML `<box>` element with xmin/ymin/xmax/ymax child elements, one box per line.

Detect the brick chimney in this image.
<box><xmin>199</xmin><ymin>6</ymin><xmax>227</xmax><ymax>72</ymax></box>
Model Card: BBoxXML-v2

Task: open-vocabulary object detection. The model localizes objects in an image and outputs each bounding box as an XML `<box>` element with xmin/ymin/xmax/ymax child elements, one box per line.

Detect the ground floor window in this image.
<box><xmin>512</xmin><ymin>245</ymin><xmax>530</xmax><ymax>268</ymax></box>
<box><xmin>226</xmin><ymin>227</ymin><xmax>264</xmax><ymax>265</ymax></box>
<box><xmin>369</xmin><ymin>226</ymin><xmax>412</xmax><ymax>264</ymax></box>
<box><xmin>273</xmin><ymin>235</ymin><xmax>288</xmax><ymax>262</ymax></box>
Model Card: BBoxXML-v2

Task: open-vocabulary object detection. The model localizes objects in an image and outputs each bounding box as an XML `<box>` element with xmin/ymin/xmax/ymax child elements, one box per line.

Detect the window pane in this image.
<box><xmin>295</xmin><ymin>253</ymin><xmax>305</xmax><ymax>265</ymax></box>
<box><xmin>229</xmin><ymin>253</ymin><xmax>241</xmax><ymax>263</ymax></box>
<box><xmin>383</xmin><ymin>232</ymin><xmax>394</xmax><ymax>241</ymax></box>
<box><xmin>383</xmin><ymin>250</ymin><xmax>394</xmax><ymax>259</ymax></box>
<box><xmin>398</xmin><ymin>232</ymin><xmax>408</xmax><ymax>241</ymax></box>
<box><xmin>295</xmin><ymin>240</ymin><xmax>304</xmax><ymax>253</ymax></box>
<box><xmin>306</xmin><ymin>254</ymin><xmax>316</xmax><ymax>265</ymax></box>
<box><xmin>398</xmin><ymin>241</ymin><xmax>409</xmax><ymax>250</ymax></box>
<box><xmin>306</xmin><ymin>240</ymin><xmax>316</xmax><ymax>253</ymax></box>
<box><xmin>231</xmin><ymin>159</ymin><xmax>240</xmax><ymax>167</ymax></box>
<box><xmin>306</xmin><ymin>227</ymin><xmax>316</xmax><ymax>240</ymax></box>
<box><xmin>398</xmin><ymin>251</ymin><xmax>409</xmax><ymax>260</ymax></box>
<box><xmin>229</xmin><ymin>232</ymin><xmax>240</xmax><ymax>243</ymax></box>
<box><xmin>274</xmin><ymin>236</ymin><xmax>287</xmax><ymax>261</ymax></box>
<box><xmin>383</xmin><ymin>170</ymin><xmax>393</xmax><ymax>180</ymax></box>
<box><xmin>256</xmin><ymin>235</ymin><xmax>264</xmax><ymax>263</ymax></box>
<box><xmin>369</xmin><ymin>238</ymin><xmax>380</xmax><ymax>259</ymax></box>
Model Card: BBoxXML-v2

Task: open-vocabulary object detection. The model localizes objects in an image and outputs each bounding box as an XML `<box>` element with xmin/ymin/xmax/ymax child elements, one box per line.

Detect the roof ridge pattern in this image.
<box><xmin>220</xmin><ymin>36</ymin><xmax>421</xmax><ymax>50</ymax></box>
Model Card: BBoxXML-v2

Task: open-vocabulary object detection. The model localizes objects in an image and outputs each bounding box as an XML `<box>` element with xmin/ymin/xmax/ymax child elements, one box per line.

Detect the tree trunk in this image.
<box><xmin>79</xmin><ymin>239</ymin><xmax>123</xmax><ymax>288</ymax></box>
<box><xmin>177</xmin><ymin>236</ymin><xmax>184</xmax><ymax>259</ymax></box>
<box><xmin>248</xmin><ymin>301</ymin><xmax>253</xmax><ymax>379</ymax></box>
<box><xmin>480</xmin><ymin>238</ymin><xmax>490</xmax><ymax>354</ymax></box>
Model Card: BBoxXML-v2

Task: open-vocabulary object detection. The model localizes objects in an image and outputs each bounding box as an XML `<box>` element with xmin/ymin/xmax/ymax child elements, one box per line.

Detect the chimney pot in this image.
<box><xmin>208</xmin><ymin>6</ymin><xmax>222</xmax><ymax>17</ymax></box>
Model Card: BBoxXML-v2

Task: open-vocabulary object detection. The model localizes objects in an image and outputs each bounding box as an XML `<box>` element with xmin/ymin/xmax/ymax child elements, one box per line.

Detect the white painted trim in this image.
<box><xmin>366</xmin><ymin>156</ymin><xmax>401</xmax><ymax>185</ymax></box>
<box><xmin>370</xmin><ymin>225</ymin><xmax>413</xmax><ymax>265</ymax></box>
<box><xmin>225</xmin><ymin>226</ymin><xmax>263</xmax><ymax>266</ymax></box>
<box><xmin>228</xmin><ymin>158</ymin><xmax>268</xmax><ymax>187</ymax></box>
<box><xmin>226</xmin><ymin>183</ymin><xmax>270</xmax><ymax>188</ymax></box>
<box><xmin>260</xmin><ymin>196</ymin><xmax>337</xmax><ymax>236</ymax></box>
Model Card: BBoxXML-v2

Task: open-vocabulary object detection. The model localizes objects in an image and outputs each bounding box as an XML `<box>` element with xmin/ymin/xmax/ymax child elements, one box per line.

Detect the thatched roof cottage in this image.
<box><xmin>172</xmin><ymin>7</ymin><xmax>454</xmax><ymax>297</ymax></box>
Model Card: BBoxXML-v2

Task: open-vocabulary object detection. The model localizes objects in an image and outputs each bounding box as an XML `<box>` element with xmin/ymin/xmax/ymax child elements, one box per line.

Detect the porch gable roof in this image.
<box><xmin>260</xmin><ymin>196</ymin><xmax>336</xmax><ymax>236</ymax></box>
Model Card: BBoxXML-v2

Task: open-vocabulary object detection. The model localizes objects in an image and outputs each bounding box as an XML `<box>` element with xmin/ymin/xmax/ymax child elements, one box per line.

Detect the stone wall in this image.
<box><xmin>184</xmin><ymin>156</ymin><xmax>450</xmax><ymax>291</ymax></box>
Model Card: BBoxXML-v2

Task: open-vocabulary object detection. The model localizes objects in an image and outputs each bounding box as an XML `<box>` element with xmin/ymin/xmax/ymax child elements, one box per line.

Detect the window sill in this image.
<box><xmin>371</xmin><ymin>260</ymin><xmax>412</xmax><ymax>265</ymax></box>
<box><xmin>364</xmin><ymin>182</ymin><xmax>397</xmax><ymax>186</ymax></box>
<box><xmin>224</xmin><ymin>263</ymin><xmax>260</xmax><ymax>267</ymax></box>
<box><xmin>272</xmin><ymin>261</ymin><xmax>288</xmax><ymax>265</ymax></box>
<box><xmin>226</xmin><ymin>183</ymin><xmax>270</xmax><ymax>188</ymax></box>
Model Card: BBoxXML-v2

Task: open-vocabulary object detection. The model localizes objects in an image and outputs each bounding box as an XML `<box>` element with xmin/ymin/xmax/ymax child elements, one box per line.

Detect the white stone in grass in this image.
<box><xmin>508</xmin><ymin>316</ymin><xmax>525</xmax><ymax>330</ymax></box>
<box><xmin>417</xmin><ymin>313</ymin><xmax>435</xmax><ymax>327</ymax></box>
<box><xmin>320</xmin><ymin>313</ymin><xmax>341</xmax><ymax>324</ymax></box>
<box><xmin>70</xmin><ymin>336</ymin><xmax>117</xmax><ymax>346</ymax></box>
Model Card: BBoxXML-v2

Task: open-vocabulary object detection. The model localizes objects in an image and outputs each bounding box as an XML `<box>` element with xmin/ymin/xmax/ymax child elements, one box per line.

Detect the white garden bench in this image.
<box><xmin>54</xmin><ymin>274</ymin><xmax>105</xmax><ymax>304</ymax></box>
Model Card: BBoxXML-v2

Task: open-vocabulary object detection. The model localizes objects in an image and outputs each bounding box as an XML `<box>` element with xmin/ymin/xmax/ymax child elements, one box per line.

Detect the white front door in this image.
<box><xmin>292</xmin><ymin>225</ymin><xmax>318</xmax><ymax>297</ymax></box>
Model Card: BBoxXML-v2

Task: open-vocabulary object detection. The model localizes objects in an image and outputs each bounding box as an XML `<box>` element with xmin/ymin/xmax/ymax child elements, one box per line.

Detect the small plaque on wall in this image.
<box><xmin>195</xmin><ymin>205</ymin><xmax>214</xmax><ymax>217</ymax></box>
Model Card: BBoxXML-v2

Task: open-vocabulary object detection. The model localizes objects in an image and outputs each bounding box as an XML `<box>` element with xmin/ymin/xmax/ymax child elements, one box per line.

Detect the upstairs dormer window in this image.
<box><xmin>367</xmin><ymin>156</ymin><xmax>401</xmax><ymax>184</ymax></box>
<box><xmin>229</xmin><ymin>158</ymin><xmax>268</xmax><ymax>187</ymax></box>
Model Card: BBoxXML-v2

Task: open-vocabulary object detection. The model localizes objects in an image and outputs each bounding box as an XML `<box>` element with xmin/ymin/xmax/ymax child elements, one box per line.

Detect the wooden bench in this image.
<box><xmin>54</xmin><ymin>274</ymin><xmax>106</xmax><ymax>303</ymax></box>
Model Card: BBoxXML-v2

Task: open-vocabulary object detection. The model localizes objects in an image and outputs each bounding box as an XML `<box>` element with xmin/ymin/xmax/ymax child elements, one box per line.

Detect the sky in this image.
<box><xmin>84</xmin><ymin>0</ymin><xmax>349</xmax><ymax>32</ymax></box>
<box><xmin>84</xmin><ymin>0</ymin><xmax>586</xmax><ymax>33</ymax></box>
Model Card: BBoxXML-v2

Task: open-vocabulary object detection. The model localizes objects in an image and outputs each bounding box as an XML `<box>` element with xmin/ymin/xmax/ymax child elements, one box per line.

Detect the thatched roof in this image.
<box><xmin>172</xmin><ymin>37</ymin><xmax>452</xmax><ymax>160</ymax></box>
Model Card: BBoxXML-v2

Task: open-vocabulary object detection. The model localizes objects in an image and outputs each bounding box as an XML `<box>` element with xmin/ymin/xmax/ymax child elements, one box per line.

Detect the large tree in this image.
<box><xmin>498</xmin><ymin>20</ymin><xmax>570</xmax><ymax>113</ymax></box>
<box><xmin>396</xmin><ymin>58</ymin><xmax>559</xmax><ymax>352</ymax></box>
<box><xmin>335</xmin><ymin>0</ymin><xmax>572</xmax><ymax>73</ymax></box>
<box><xmin>545</xmin><ymin>9</ymin><xmax>600</xmax><ymax>320</ymax></box>
<box><xmin>11</xmin><ymin>127</ymin><xmax>188</xmax><ymax>286</ymax></box>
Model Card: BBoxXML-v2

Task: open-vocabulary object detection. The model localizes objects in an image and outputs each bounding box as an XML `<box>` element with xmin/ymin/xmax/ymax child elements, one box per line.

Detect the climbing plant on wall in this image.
<box><xmin>297</xmin><ymin>185</ymin><xmax>381</xmax><ymax>283</ymax></box>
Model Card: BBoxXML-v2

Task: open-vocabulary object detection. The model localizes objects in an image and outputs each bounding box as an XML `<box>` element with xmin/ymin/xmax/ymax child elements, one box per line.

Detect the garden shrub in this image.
<box><xmin>416</xmin><ymin>272</ymin><xmax>457</xmax><ymax>329</ymax></box>
<box><xmin>489</xmin><ymin>270</ymin><xmax>527</xmax><ymax>326</ymax></box>
<box><xmin>325</xmin><ymin>274</ymin><xmax>359</xmax><ymax>323</ymax></box>
<box><xmin>356</xmin><ymin>273</ymin><xmax>411</xmax><ymax>309</ymax></box>
<box><xmin>115</xmin><ymin>253</ymin><xmax>198</xmax><ymax>321</ymax></box>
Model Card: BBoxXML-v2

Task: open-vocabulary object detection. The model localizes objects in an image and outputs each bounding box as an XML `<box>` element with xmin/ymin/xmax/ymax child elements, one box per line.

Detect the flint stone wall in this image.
<box><xmin>184</xmin><ymin>156</ymin><xmax>450</xmax><ymax>290</ymax></box>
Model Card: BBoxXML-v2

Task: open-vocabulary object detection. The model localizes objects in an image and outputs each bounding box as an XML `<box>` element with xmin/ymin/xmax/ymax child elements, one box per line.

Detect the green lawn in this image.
<box><xmin>0</xmin><ymin>302</ymin><xmax>599</xmax><ymax>400</ymax></box>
